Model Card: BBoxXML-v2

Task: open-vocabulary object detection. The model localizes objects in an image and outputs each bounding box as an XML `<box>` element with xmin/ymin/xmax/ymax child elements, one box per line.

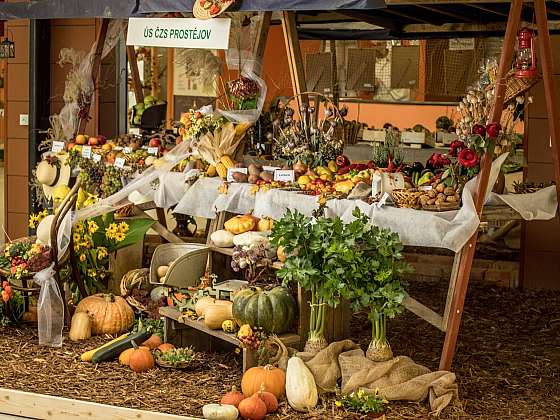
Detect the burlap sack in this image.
<box><xmin>302</xmin><ymin>341</ymin><xmax>458</xmax><ymax>417</ymax></box>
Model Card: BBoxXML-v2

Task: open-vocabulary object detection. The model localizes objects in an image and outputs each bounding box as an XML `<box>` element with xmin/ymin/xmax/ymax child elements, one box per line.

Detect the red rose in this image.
<box><xmin>472</xmin><ymin>124</ymin><xmax>486</xmax><ymax>136</ymax></box>
<box><xmin>458</xmin><ymin>148</ymin><xmax>480</xmax><ymax>168</ymax></box>
<box><xmin>486</xmin><ymin>123</ymin><xmax>501</xmax><ymax>138</ymax></box>
<box><xmin>449</xmin><ymin>140</ymin><xmax>466</xmax><ymax>157</ymax></box>
<box><xmin>427</xmin><ymin>153</ymin><xmax>451</xmax><ymax>169</ymax></box>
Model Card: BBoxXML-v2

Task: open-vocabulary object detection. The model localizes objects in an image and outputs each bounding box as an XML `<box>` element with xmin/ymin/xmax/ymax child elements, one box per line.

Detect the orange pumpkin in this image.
<box><xmin>157</xmin><ymin>343</ymin><xmax>175</xmax><ymax>353</ymax></box>
<box><xmin>238</xmin><ymin>393</ymin><xmax>267</xmax><ymax>420</ymax></box>
<box><xmin>75</xmin><ymin>294</ymin><xmax>134</xmax><ymax>335</ymax></box>
<box><xmin>129</xmin><ymin>343</ymin><xmax>154</xmax><ymax>373</ymax></box>
<box><xmin>220</xmin><ymin>386</ymin><xmax>244</xmax><ymax>408</ymax></box>
<box><xmin>119</xmin><ymin>346</ymin><xmax>149</xmax><ymax>366</ymax></box>
<box><xmin>241</xmin><ymin>365</ymin><xmax>286</xmax><ymax>400</ymax></box>
<box><xmin>142</xmin><ymin>334</ymin><xmax>163</xmax><ymax>349</ymax></box>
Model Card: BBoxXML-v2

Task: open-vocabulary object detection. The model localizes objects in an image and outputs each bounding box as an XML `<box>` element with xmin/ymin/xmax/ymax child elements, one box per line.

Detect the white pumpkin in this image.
<box><xmin>286</xmin><ymin>356</ymin><xmax>318</xmax><ymax>412</ymax></box>
<box><xmin>232</xmin><ymin>231</ymin><xmax>269</xmax><ymax>247</ymax></box>
<box><xmin>202</xmin><ymin>403</ymin><xmax>239</xmax><ymax>420</ymax></box>
<box><xmin>210</xmin><ymin>229</ymin><xmax>235</xmax><ymax>248</ymax></box>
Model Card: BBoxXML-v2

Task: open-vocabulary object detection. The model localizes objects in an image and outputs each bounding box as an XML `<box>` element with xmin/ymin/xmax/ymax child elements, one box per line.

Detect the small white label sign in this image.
<box><xmin>127</xmin><ymin>17</ymin><xmax>231</xmax><ymax>50</ymax></box>
<box><xmin>274</xmin><ymin>170</ymin><xmax>295</xmax><ymax>182</ymax></box>
<box><xmin>81</xmin><ymin>146</ymin><xmax>92</xmax><ymax>159</ymax></box>
<box><xmin>115</xmin><ymin>157</ymin><xmax>126</xmax><ymax>168</ymax></box>
<box><xmin>227</xmin><ymin>167</ymin><xmax>247</xmax><ymax>182</ymax></box>
<box><xmin>449</xmin><ymin>38</ymin><xmax>475</xmax><ymax>50</ymax></box>
<box><xmin>92</xmin><ymin>153</ymin><xmax>102</xmax><ymax>163</ymax></box>
<box><xmin>147</xmin><ymin>147</ymin><xmax>159</xmax><ymax>155</ymax></box>
<box><xmin>51</xmin><ymin>141</ymin><xmax>65</xmax><ymax>153</ymax></box>
<box><xmin>123</xmin><ymin>147</ymin><xmax>132</xmax><ymax>154</ymax></box>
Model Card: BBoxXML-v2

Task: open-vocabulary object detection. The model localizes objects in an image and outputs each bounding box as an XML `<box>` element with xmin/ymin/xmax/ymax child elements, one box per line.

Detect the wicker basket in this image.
<box><xmin>120</xmin><ymin>268</ymin><xmax>151</xmax><ymax>312</ymax></box>
<box><xmin>504</xmin><ymin>70</ymin><xmax>541</xmax><ymax>105</ymax></box>
<box><xmin>115</xmin><ymin>204</ymin><xmax>135</xmax><ymax>218</ymax></box>
<box><xmin>149</xmin><ymin>243</ymin><xmax>209</xmax><ymax>288</ymax></box>
<box><xmin>391</xmin><ymin>189</ymin><xmax>422</xmax><ymax>209</ymax></box>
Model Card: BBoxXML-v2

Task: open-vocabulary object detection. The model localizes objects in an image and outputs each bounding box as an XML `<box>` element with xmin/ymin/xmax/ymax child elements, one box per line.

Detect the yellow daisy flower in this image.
<box><xmin>74</xmin><ymin>244</ymin><xmax>81</xmax><ymax>252</ymax></box>
<box><xmin>74</xmin><ymin>223</ymin><xmax>84</xmax><ymax>233</ymax></box>
<box><xmin>73</xmin><ymin>233</ymin><xmax>81</xmax><ymax>242</ymax></box>
<box><xmin>79</xmin><ymin>254</ymin><xmax>86</xmax><ymax>262</ymax></box>
<box><xmin>118</xmin><ymin>222</ymin><xmax>129</xmax><ymax>233</ymax></box>
<box><xmin>114</xmin><ymin>232</ymin><xmax>126</xmax><ymax>242</ymax></box>
<box><xmin>97</xmin><ymin>247</ymin><xmax>108</xmax><ymax>259</ymax></box>
<box><xmin>87</xmin><ymin>220</ymin><xmax>99</xmax><ymax>234</ymax></box>
<box><xmin>87</xmin><ymin>269</ymin><xmax>97</xmax><ymax>278</ymax></box>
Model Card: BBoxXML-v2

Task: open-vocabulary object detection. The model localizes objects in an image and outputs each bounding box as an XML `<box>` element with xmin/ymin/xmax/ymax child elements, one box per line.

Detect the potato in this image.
<box><xmin>436</xmin><ymin>183</ymin><xmax>445</xmax><ymax>193</ymax></box>
<box><xmin>437</xmin><ymin>193</ymin><xmax>446</xmax><ymax>200</ymax></box>
<box><xmin>248</xmin><ymin>174</ymin><xmax>260</xmax><ymax>184</ymax></box>
<box><xmin>420</xmin><ymin>196</ymin><xmax>429</xmax><ymax>205</ymax></box>
<box><xmin>444</xmin><ymin>187</ymin><xmax>455</xmax><ymax>196</ymax></box>
<box><xmin>454</xmin><ymin>193</ymin><xmax>461</xmax><ymax>201</ymax></box>
<box><xmin>232</xmin><ymin>172</ymin><xmax>248</xmax><ymax>183</ymax></box>
<box><xmin>435</xmin><ymin>198</ymin><xmax>446</xmax><ymax>206</ymax></box>
<box><xmin>248</xmin><ymin>163</ymin><xmax>262</xmax><ymax>177</ymax></box>
<box><xmin>427</xmin><ymin>198</ymin><xmax>436</xmax><ymax>205</ymax></box>
<box><xmin>446</xmin><ymin>195</ymin><xmax>458</xmax><ymax>203</ymax></box>
<box><xmin>260</xmin><ymin>171</ymin><xmax>274</xmax><ymax>182</ymax></box>
<box><xmin>428</xmin><ymin>189</ymin><xmax>437</xmax><ymax>199</ymax></box>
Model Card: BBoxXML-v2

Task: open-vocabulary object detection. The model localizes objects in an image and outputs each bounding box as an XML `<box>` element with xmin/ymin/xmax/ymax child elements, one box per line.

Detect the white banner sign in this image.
<box><xmin>127</xmin><ymin>18</ymin><xmax>231</xmax><ymax>50</ymax></box>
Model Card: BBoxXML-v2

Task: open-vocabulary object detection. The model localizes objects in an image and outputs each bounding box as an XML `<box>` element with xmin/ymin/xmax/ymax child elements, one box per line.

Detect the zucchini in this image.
<box><xmin>92</xmin><ymin>329</ymin><xmax>151</xmax><ymax>364</ymax></box>
<box><xmin>81</xmin><ymin>333</ymin><xmax>128</xmax><ymax>362</ymax></box>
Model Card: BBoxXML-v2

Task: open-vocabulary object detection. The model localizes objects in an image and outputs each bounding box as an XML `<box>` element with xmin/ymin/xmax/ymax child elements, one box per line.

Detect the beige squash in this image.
<box><xmin>204</xmin><ymin>302</ymin><xmax>233</xmax><ymax>330</ymax></box>
<box><xmin>68</xmin><ymin>312</ymin><xmax>92</xmax><ymax>341</ymax></box>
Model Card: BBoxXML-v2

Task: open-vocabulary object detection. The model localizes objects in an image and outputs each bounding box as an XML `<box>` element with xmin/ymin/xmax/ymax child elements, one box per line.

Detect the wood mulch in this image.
<box><xmin>0</xmin><ymin>281</ymin><xmax>559</xmax><ymax>419</ymax></box>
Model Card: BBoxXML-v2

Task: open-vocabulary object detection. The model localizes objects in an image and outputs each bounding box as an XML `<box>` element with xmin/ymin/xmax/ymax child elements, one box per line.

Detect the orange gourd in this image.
<box><xmin>224</xmin><ymin>215</ymin><xmax>257</xmax><ymax>235</ymax></box>
<box><xmin>157</xmin><ymin>343</ymin><xmax>175</xmax><ymax>353</ymax></box>
<box><xmin>119</xmin><ymin>346</ymin><xmax>149</xmax><ymax>366</ymax></box>
<box><xmin>142</xmin><ymin>334</ymin><xmax>163</xmax><ymax>349</ymax></box>
<box><xmin>128</xmin><ymin>342</ymin><xmax>154</xmax><ymax>373</ymax></box>
<box><xmin>241</xmin><ymin>365</ymin><xmax>286</xmax><ymax>400</ymax></box>
<box><xmin>258</xmin><ymin>385</ymin><xmax>279</xmax><ymax>413</ymax></box>
<box><xmin>220</xmin><ymin>386</ymin><xmax>245</xmax><ymax>408</ymax></box>
<box><xmin>238</xmin><ymin>393</ymin><xmax>267</xmax><ymax>420</ymax></box>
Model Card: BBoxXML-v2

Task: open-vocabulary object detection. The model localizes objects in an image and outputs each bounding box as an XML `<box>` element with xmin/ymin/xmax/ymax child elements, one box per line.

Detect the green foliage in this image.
<box><xmin>270</xmin><ymin>208</ymin><xmax>411</xmax><ymax>343</ymax></box>
<box><xmin>134</xmin><ymin>316</ymin><xmax>164</xmax><ymax>338</ymax></box>
<box><xmin>337</xmin><ymin>389</ymin><xmax>387</xmax><ymax>414</ymax></box>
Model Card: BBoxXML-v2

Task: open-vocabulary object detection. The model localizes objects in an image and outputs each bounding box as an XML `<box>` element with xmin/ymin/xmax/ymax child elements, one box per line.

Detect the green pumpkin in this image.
<box><xmin>232</xmin><ymin>286</ymin><xmax>297</xmax><ymax>334</ymax></box>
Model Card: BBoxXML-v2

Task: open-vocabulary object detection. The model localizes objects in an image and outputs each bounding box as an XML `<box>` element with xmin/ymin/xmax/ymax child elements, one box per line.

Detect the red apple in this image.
<box><xmin>67</xmin><ymin>142</ymin><xmax>76</xmax><ymax>151</ymax></box>
<box><xmin>149</xmin><ymin>137</ymin><xmax>162</xmax><ymax>148</ymax></box>
<box><xmin>88</xmin><ymin>137</ymin><xmax>99</xmax><ymax>146</ymax></box>
<box><xmin>97</xmin><ymin>135</ymin><xmax>107</xmax><ymax>145</ymax></box>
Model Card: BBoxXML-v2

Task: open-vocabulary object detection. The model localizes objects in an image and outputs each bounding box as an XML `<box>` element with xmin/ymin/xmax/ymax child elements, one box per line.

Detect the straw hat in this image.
<box><xmin>193</xmin><ymin>0</ymin><xmax>236</xmax><ymax>19</ymax></box>
<box><xmin>36</xmin><ymin>154</ymin><xmax>71</xmax><ymax>199</ymax></box>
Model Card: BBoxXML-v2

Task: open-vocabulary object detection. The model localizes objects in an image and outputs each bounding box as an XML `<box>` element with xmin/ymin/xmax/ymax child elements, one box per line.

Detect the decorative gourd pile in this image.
<box><xmin>203</xmin><ymin>357</ymin><xmax>320</xmax><ymax>420</ymax></box>
<box><xmin>210</xmin><ymin>214</ymin><xmax>273</xmax><ymax>249</ymax></box>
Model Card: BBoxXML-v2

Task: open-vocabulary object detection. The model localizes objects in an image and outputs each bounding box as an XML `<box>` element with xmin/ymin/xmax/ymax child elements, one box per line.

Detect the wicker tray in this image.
<box><xmin>155</xmin><ymin>350</ymin><xmax>198</xmax><ymax>370</ymax></box>
<box><xmin>149</xmin><ymin>243</ymin><xmax>209</xmax><ymax>288</ymax></box>
<box><xmin>120</xmin><ymin>268</ymin><xmax>151</xmax><ymax>312</ymax></box>
<box><xmin>391</xmin><ymin>189</ymin><xmax>422</xmax><ymax>209</ymax></box>
<box><xmin>422</xmin><ymin>202</ymin><xmax>460</xmax><ymax>212</ymax></box>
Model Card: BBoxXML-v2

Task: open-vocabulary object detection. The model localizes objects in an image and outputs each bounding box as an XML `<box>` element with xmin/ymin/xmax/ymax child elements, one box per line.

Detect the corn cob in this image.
<box><xmin>219</xmin><ymin>155</ymin><xmax>235</xmax><ymax>169</ymax></box>
<box><xmin>206</xmin><ymin>165</ymin><xmax>217</xmax><ymax>177</ymax></box>
<box><xmin>216</xmin><ymin>162</ymin><xmax>228</xmax><ymax>179</ymax></box>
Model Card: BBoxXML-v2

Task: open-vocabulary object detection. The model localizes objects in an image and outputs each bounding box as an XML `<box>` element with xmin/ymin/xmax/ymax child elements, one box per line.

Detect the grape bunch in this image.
<box><xmin>101</xmin><ymin>165</ymin><xmax>124</xmax><ymax>198</ymax></box>
<box><xmin>78</xmin><ymin>160</ymin><xmax>105</xmax><ymax>196</ymax></box>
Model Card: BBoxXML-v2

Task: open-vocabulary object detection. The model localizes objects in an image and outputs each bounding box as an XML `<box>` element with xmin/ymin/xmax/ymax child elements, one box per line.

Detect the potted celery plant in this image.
<box><xmin>270</xmin><ymin>210</ymin><xmax>348</xmax><ymax>354</ymax></box>
<box><xmin>340</xmin><ymin>209</ymin><xmax>410</xmax><ymax>361</ymax></box>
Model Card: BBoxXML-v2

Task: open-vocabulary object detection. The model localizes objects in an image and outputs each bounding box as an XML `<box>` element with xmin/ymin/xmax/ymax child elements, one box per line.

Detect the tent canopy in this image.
<box><xmin>0</xmin><ymin>0</ymin><xmax>385</xmax><ymax>20</ymax></box>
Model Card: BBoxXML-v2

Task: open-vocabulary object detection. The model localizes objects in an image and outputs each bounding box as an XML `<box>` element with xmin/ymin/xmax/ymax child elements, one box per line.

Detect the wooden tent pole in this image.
<box><xmin>77</xmin><ymin>18</ymin><xmax>109</xmax><ymax>135</ymax></box>
<box><xmin>281</xmin><ymin>11</ymin><xmax>308</xmax><ymax>104</ymax></box>
<box><xmin>127</xmin><ymin>46</ymin><xmax>144</xmax><ymax>104</ymax></box>
<box><xmin>253</xmin><ymin>11</ymin><xmax>272</xmax><ymax>75</ymax></box>
<box><xmin>534</xmin><ymin>0</ymin><xmax>560</xmax><ymax>207</ymax></box>
<box><xmin>439</xmin><ymin>0</ymin><xmax>523</xmax><ymax>371</ymax></box>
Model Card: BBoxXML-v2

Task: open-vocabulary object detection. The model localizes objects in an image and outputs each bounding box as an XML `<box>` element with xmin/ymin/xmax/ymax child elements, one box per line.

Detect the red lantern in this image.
<box><xmin>515</xmin><ymin>27</ymin><xmax>537</xmax><ymax>79</ymax></box>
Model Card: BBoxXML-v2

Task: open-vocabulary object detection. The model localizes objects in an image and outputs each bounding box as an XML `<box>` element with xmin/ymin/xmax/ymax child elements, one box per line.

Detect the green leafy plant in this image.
<box><xmin>271</xmin><ymin>208</ymin><xmax>409</xmax><ymax>357</ymax></box>
<box><xmin>134</xmin><ymin>316</ymin><xmax>164</xmax><ymax>338</ymax></box>
<box><xmin>156</xmin><ymin>347</ymin><xmax>196</xmax><ymax>366</ymax></box>
<box><xmin>336</xmin><ymin>389</ymin><xmax>388</xmax><ymax>415</ymax></box>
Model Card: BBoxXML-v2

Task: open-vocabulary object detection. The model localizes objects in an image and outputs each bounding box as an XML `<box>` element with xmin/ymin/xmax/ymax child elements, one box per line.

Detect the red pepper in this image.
<box><xmin>335</xmin><ymin>155</ymin><xmax>350</xmax><ymax>167</ymax></box>
<box><xmin>387</xmin><ymin>154</ymin><xmax>395</xmax><ymax>172</ymax></box>
<box><xmin>337</xmin><ymin>166</ymin><xmax>351</xmax><ymax>175</ymax></box>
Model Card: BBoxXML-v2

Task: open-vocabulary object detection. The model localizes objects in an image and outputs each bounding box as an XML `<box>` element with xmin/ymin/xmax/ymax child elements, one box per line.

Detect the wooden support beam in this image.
<box><xmin>415</xmin><ymin>4</ymin><xmax>479</xmax><ymax>24</ymax></box>
<box><xmin>127</xmin><ymin>46</ymin><xmax>144</xmax><ymax>104</ymax></box>
<box><xmin>252</xmin><ymin>11</ymin><xmax>272</xmax><ymax>73</ymax></box>
<box><xmin>466</xmin><ymin>4</ymin><xmax>509</xmax><ymax>18</ymax></box>
<box><xmin>338</xmin><ymin>10</ymin><xmax>402</xmax><ymax>32</ymax></box>
<box><xmin>281</xmin><ymin>11</ymin><xmax>308</xmax><ymax>104</ymax></box>
<box><xmin>403</xmin><ymin>296</ymin><xmax>444</xmax><ymax>331</ymax></box>
<box><xmin>77</xmin><ymin>18</ymin><xmax>109</xmax><ymax>135</ymax></box>
<box><xmin>166</xmin><ymin>48</ymin><xmax>174</xmax><ymax>128</ymax></box>
<box><xmin>330</xmin><ymin>40</ymin><xmax>339</xmax><ymax>107</ymax></box>
<box><xmin>381</xmin><ymin>8</ymin><xmax>437</xmax><ymax>25</ymax></box>
<box><xmin>534</xmin><ymin>0</ymin><xmax>560</xmax><ymax>209</ymax></box>
<box><xmin>439</xmin><ymin>0</ymin><xmax>523</xmax><ymax>372</ymax></box>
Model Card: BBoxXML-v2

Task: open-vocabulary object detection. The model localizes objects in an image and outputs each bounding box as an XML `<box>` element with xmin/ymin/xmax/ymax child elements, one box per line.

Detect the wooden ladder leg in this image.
<box><xmin>439</xmin><ymin>0</ymin><xmax>523</xmax><ymax>371</ymax></box>
<box><xmin>534</xmin><ymin>0</ymin><xmax>560</xmax><ymax>206</ymax></box>
<box><xmin>281</xmin><ymin>11</ymin><xmax>308</xmax><ymax>104</ymax></box>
